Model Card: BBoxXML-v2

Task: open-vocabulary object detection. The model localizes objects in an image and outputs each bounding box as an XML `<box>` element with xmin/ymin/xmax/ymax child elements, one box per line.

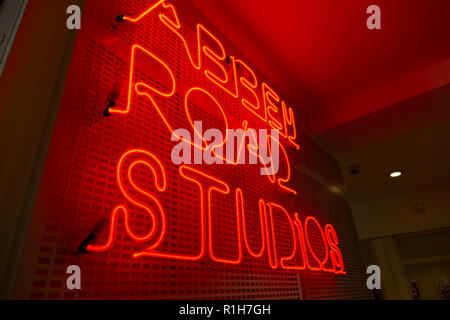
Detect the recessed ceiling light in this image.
<box><xmin>389</xmin><ymin>171</ymin><xmax>402</xmax><ymax>178</ymax></box>
<box><xmin>347</xmin><ymin>165</ymin><xmax>361</xmax><ymax>175</ymax></box>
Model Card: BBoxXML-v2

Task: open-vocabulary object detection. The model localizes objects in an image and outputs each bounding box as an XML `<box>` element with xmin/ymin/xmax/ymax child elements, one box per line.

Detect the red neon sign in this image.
<box><xmin>85</xmin><ymin>0</ymin><xmax>346</xmax><ymax>275</ymax></box>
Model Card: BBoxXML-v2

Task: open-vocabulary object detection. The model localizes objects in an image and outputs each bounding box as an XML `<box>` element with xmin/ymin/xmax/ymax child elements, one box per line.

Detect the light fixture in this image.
<box><xmin>389</xmin><ymin>171</ymin><xmax>402</xmax><ymax>178</ymax></box>
<box><xmin>347</xmin><ymin>165</ymin><xmax>361</xmax><ymax>175</ymax></box>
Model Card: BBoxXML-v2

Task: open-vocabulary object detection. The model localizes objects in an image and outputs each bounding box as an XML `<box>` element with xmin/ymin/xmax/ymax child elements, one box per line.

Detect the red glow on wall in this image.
<box><xmin>80</xmin><ymin>0</ymin><xmax>346</xmax><ymax>274</ymax></box>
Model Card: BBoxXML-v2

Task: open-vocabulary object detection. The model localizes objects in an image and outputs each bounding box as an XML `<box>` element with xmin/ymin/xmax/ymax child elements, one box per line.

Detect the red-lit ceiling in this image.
<box><xmin>188</xmin><ymin>0</ymin><xmax>450</xmax><ymax>208</ymax></box>
<box><xmin>189</xmin><ymin>0</ymin><xmax>450</xmax><ymax>132</ymax></box>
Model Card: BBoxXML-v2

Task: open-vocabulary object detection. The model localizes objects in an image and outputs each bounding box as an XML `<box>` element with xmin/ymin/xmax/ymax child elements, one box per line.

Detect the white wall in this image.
<box><xmin>351</xmin><ymin>180</ymin><xmax>450</xmax><ymax>240</ymax></box>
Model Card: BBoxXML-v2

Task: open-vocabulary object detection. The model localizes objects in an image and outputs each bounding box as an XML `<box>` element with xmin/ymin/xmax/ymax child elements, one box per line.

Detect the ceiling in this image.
<box><xmin>188</xmin><ymin>0</ymin><xmax>450</xmax><ymax>205</ymax></box>
<box><xmin>316</xmin><ymin>84</ymin><xmax>450</xmax><ymax>201</ymax></box>
<box><xmin>337</xmin><ymin>102</ymin><xmax>450</xmax><ymax>201</ymax></box>
<box><xmin>189</xmin><ymin>0</ymin><xmax>450</xmax><ymax>132</ymax></box>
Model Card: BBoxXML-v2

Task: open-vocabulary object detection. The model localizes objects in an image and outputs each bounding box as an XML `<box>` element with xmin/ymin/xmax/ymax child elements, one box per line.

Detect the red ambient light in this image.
<box><xmin>84</xmin><ymin>0</ymin><xmax>346</xmax><ymax>275</ymax></box>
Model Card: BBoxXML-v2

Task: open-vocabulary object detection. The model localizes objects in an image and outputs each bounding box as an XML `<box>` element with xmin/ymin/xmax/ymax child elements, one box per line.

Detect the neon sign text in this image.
<box><xmin>87</xmin><ymin>148</ymin><xmax>345</xmax><ymax>274</ymax></box>
<box><xmin>112</xmin><ymin>0</ymin><xmax>299</xmax><ymax>151</ymax></box>
<box><xmin>85</xmin><ymin>0</ymin><xmax>346</xmax><ymax>275</ymax></box>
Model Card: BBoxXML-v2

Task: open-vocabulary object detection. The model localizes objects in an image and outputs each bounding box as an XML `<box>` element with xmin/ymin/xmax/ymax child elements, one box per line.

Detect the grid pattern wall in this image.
<box><xmin>13</xmin><ymin>0</ymin><xmax>371</xmax><ymax>300</ymax></box>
